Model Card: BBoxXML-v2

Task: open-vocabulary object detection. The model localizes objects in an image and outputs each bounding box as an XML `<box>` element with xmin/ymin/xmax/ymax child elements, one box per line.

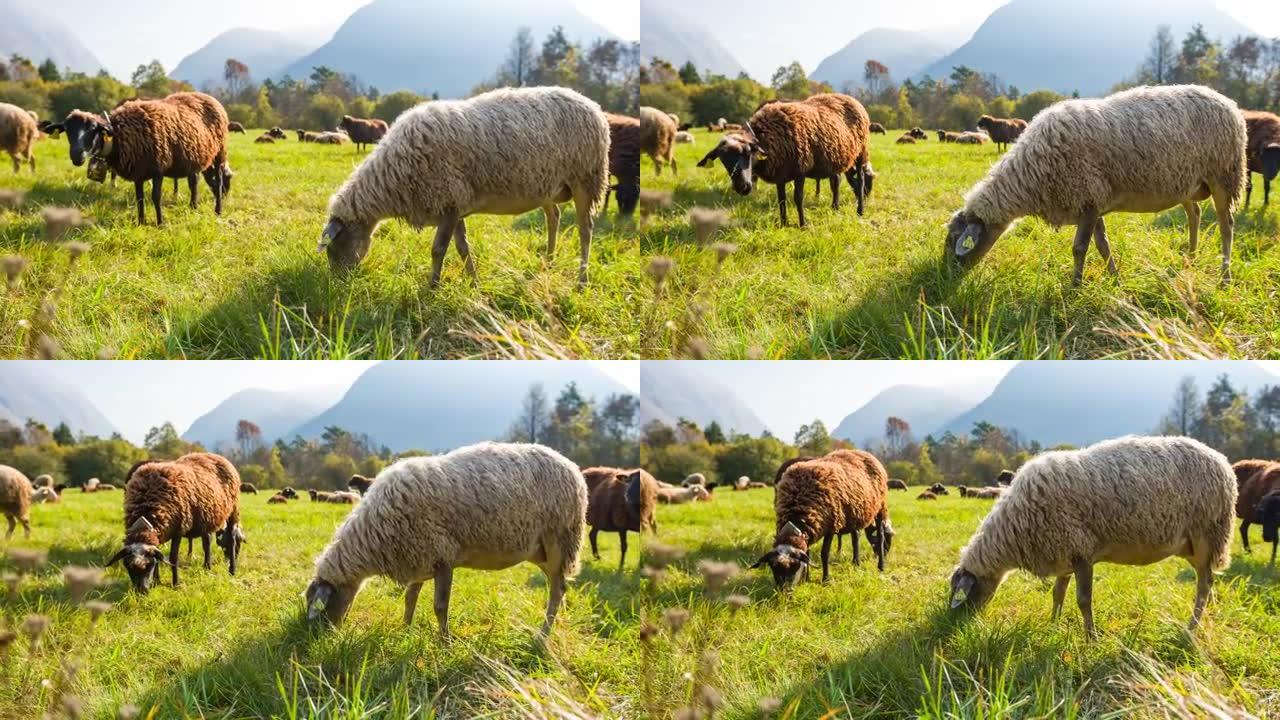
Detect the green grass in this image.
<box><xmin>640</xmin><ymin>129</ymin><xmax>1280</xmax><ymax>359</ymax></box>
<box><xmin>7</xmin><ymin>488</ymin><xmax>1277</xmax><ymax>718</ymax></box>
<box><xmin>0</xmin><ymin>131</ymin><xmax>640</xmax><ymax>359</ymax></box>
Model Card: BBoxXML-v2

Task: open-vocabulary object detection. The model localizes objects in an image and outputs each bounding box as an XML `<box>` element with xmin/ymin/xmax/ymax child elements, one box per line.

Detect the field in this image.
<box><xmin>640</xmin><ymin>129</ymin><xmax>1280</xmax><ymax>359</ymax></box>
<box><xmin>5</xmin><ymin>487</ymin><xmax>1280</xmax><ymax>718</ymax></box>
<box><xmin>0</xmin><ymin>132</ymin><xmax>640</xmax><ymax>360</ymax></box>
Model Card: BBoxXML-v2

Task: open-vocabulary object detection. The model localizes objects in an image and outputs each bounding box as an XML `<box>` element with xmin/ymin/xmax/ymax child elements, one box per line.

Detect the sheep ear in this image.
<box><xmin>150</xmin><ymin>547</ymin><xmax>172</xmax><ymax>566</ymax></box>
<box><xmin>950</xmin><ymin>572</ymin><xmax>975</xmax><ymax>609</ymax></box>
<box><xmin>696</xmin><ymin>146</ymin><xmax>720</xmax><ymax>168</ymax></box>
<box><xmin>105</xmin><ymin>548</ymin><xmax>128</xmax><ymax>566</ymax></box>
<box><xmin>750</xmin><ymin>551</ymin><xmax>776</xmax><ymax>569</ymax></box>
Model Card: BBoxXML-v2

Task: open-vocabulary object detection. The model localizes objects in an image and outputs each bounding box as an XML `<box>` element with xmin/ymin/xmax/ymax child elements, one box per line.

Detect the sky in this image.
<box><xmin>661</xmin><ymin>0</ymin><xmax>1280</xmax><ymax>82</ymax></box>
<box><xmin>34</xmin><ymin>0</ymin><xmax>639</xmax><ymax>81</ymax></box>
<box><xmin>683</xmin><ymin>361</ymin><xmax>1017</xmax><ymax>439</ymax></box>
<box><xmin>32</xmin><ymin>360</ymin><xmax>638</xmax><ymax>444</ymax></box>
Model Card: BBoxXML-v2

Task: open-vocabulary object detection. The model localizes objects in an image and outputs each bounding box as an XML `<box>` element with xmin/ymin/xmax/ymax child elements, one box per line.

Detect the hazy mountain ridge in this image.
<box><xmin>640</xmin><ymin>0</ymin><xmax>745</xmax><ymax>78</ymax></box>
<box><xmin>833</xmin><ymin>384</ymin><xmax>987</xmax><ymax>446</ymax></box>
<box><xmin>0</xmin><ymin>364</ymin><xmax>118</xmax><ymax>438</ymax></box>
<box><xmin>813</xmin><ymin>27</ymin><xmax>961</xmax><ymax>90</ymax></box>
<box><xmin>172</xmin><ymin>27</ymin><xmax>320</xmax><ymax>88</ymax></box>
<box><xmin>181</xmin><ymin>387</ymin><xmax>342</xmax><ymax>451</ymax></box>
<box><xmin>640</xmin><ymin>364</ymin><xmax>767</xmax><ymax>437</ymax></box>
<box><xmin>0</xmin><ymin>0</ymin><xmax>103</xmax><ymax>74</ymax></box>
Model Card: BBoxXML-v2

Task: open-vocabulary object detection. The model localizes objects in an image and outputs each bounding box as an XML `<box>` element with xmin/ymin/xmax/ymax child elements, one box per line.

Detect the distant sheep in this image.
<box><xmin>304</xmin><ymin>443</ymin><xmax>585</xmax><ymax>638</ymax></box>
<box><xmin>937</xmin><ymin>130</ymin><xmax>961</xmax><ymax>143</ymax></box>
<box><xmin>227</xmin><ymin>121</ymin><xmax>246</xmax><ymax>134</ymax></box>
<box><xmin>296</xmin><ymin>130</ymin><xmax>320</xmax><ymax>142</ymax></box>
<box><xmin>240</xmin><ymin>482</ymin><xmax>258</xmax><ymax>494</ymax></box>
<box><xmin>82</xmin><ymin>478</ymin><xmax>100</xmax><ymax>492</ymax></box>
<box><xmin>267</xmin><ymin>127</ymin><xmax>287</xmax><ymax>140</ymax></box>
<box><xmin>33</xmin><ymin>474</ymin><xmax>53</xmax><ymax>489</ymax></box>
<box><xmin>996</xmin><ymin>470</ymin><xmax>1015</xmax><ymax>485</ymax></box>
<box><xmin>280</xmin><ymin>486</ymin><xmax>298</xmax><ymax>499</ymax></box>
<box><xmin>869</xmin><ymin>122</ymin><xmax>886</xmax><ymax>134</ymax></box>
<box><xmin>970</xmin><ymin>487</ymin><xmax>1005</xmax><ymax>499</ymax></box>
<box><xmin>108</xmin><ymin>453</ymin><xmax>244</xmax><ymax>593</ymax></box>
<box><xmin>887</xmin><ymin>479</ymin><xmax>908</xmax><ymax>490</ymax></box>
<box><xmin>0</xmin><ymin>465</ymin><xmax>32</xmax><ymax>538</ymax></box>
<box><xmin>656</xmin><ymin>484</ymin><xmax>710</xmax><ymax>504</ymax></box>
<box><xmin>1242</xmin><ymin>110</ymin><xmax>1280</xmax><ymax>207</ymax></box>
<box><xmin>675</xmin><ymin>131</ymin><xmax>694</xmax><ymax>143</ymax></box>
<box><xmin>928</xmin><ymin>483</ymin><xmax>949</xmax><ymax>496</ymax></box>
<box><xmin>639</xmin><ymin>106</ymin><xmax>677</xmax><ymax>176</ymax></box>
<box><xmin>321</xmin><ymin>86</ymin><xmax>610</xmax><ymax>289</ymax></box>
<box><xmin>254</xmin><ymin>134</ymin><xmax>276</xmax><ymax>144</ymax></box>
<box><xmin>917</xmin><ymin>491</ymin><xmax>937</xmax><ymax>500</ymax></box>
<box><xmin>908</xmin><ymin>127</ymin><xmax>928</xmax><ymax>140</ymax></box>
<box><xmin>945</xmin><ymin>85</ymin><xmax>1246</xmax><ymax>284</ymax></box>
<box><xmin>308</xmin><ymin>489</ymin><xmax>335</xmax><ymax>502</ymax></box>
<box><xmin>953</xmin><ymin>132</ymin><xmax>989</xmax><ymax>145</ymax></box>
<box><xmin>586</xmin><ymin>468</ymin><xmax>657</xmax><ymax>569</ymax></box>
<box><xmin>338</xmin><ymin>115</ymin><xmax>388</xmax><ymax>151</ymax></box>
<box><xmin>949</xmin><ymin>436</ymin><xmax>1235</xmax><ymax>636</ymax></box>
<box><xmin>348</xmin><ymin>475</ymin><xmax>373</xmax><ymax>494</ymax></box>
<box><xmin>0</xmin><ymin>102</ymin><xmax>38</xmax><ymax>173</ymax></box>
<box><xmin>328</xmin><ymin>490</ymin><xmax>360</xmax><ymax>504</ymax></box>
<box><xmin>1233</xmin><ymin>459</ymin><xmax>1280</xmax><ymax>564</ymax></box>
<box><xmin>32</xmin><ymin>486</ymin><xmax>59</xmax><ymax>504</ymax></box>
<box><xmin>975</xmin><ymin>115</ymin><xmax>1027</xmax><ymax>151</ymax></box>
<box><xmin>753</xmin><ymin>450</ymin><xmax>892</xmax><ymax>587</ymax></box>
<box><xmin>267</xmin><ymin>493</ymin><xmax>289</xmax><ymax>504</ymax></box>
<box><xmin>683</xmin><ymin>473</ymin><xmax>706</xmax><ymax>487</ymax></box>
<box><xmin>896</xmin><ymin>134</ymin><xmax>916</xmax><ymax>145</ymax></box>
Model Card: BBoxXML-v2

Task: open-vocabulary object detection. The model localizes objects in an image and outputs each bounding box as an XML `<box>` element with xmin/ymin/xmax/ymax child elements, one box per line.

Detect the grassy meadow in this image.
<box><xmin>4</xmin><ymin>485</ymin><xmax>1279</xmax><ymax>718</ymax></box>
<box><xmin>0</xmin><ymin>131</ymin><xmax>640</xmax><ymax>360</ymax></box>
<box><xmin>640</xmin><ymin>129</ymin><xmax>1280</xmax><ymax>359</ymax></box>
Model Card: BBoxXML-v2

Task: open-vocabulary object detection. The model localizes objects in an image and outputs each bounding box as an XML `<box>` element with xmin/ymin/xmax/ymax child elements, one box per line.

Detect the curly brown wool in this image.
<box><xmin>603</xmin><ymin>112</ymin><xmax>640</xmax><ymax>217</ymax></box>
<box><xmin>1234</xmin><ymin>459</ymin><xmax>1280</xmax><ymax>554</ymax></box>
<box><xmin>640</xmin><ymin>106</ymin><xmax>677</xmax><ymax>176</ymax></box>
<box><xmin>0</xmin><ymin>465</ymin><xmax>32</xmax><ymax>538</ymax></box>
<box><xmin>976</xmin><ymin>115</ymin><xmax>1027</xmax><ymax>151</ymax></box>
<box><xmin>586</xmin><ymin>468</ymin><xmax>657</xmax><ymax>569</ymax></box>
<box><xmin>339</xmin><ymin>115</ymin><xmax>388</xmax><ymax>151</ymax></box>
<box><xmin>1242</xmin><ymin>110</ymin><xmax>1280</xmax><ymax>206</ymax></box>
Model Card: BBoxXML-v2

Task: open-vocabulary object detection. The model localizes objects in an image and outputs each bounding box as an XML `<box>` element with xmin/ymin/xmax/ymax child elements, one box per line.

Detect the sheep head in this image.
<box><xmin>319</xmin><ymin>216</ymin><xmax>376</xmax><ymax>271</ymax></box>
<box><xmin>107</xmin><ymin>518</ymin><xmax>170</xmax><ymax>593</ymax></box>
<box><xmin>864</xmin><ymin>519</ymin><xmax>894</xmax><ymax>557</ymax></box>
<box><xmin>751</xmin><ymin>521</ymin><xmax>811</xmax><ymax>589</ymax></box>
<box><xmin>944</xmin><ymin>211</ymin><xmax>1006</xmax><ymax>271</ymax></box>
<box><xmin>54</xmin><ymin>110</ymin><xmax>112</xmax><ymax>167</ymax></box>
<box><xmin>216</xmin><ymin>523</ymin><xmax>246</xmax><ymax>562</ymax></box>
<box><xmin>304</xmin><ymin>578</ymin><xmax>359</xmax><ymax>626</ymax></box>
<box><xmin>1262</xmin><ymin>144</ymin><xmax>1280</xmax><ymax>183</ymax></box>
<box><xmin>697</xmin><ymin>133</ymin><xmax>762</xmax><ymax>196</ymax></box>
<box><xmin>948</xmin><ymin>566</ymin><xmax>1002</xmax><ymax>611</ymax></box>
<box><xmin>1259</xmin><ymin>492</ymin><xmax>1280</xmax><ymax>544</ymax></box>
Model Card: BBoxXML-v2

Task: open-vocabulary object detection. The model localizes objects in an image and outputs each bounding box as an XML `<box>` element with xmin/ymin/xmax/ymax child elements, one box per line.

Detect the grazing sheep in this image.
<box><xmin>303</xmin><ymin>442</ymin><xmax>586</xmax><ymax>638</ymax></box>
<box><xmin>327</xmin><ymin>490</ymin><xmax>360</xmax><ymax>504</ymax></box>
<box><xmin>896</xmin><ymin>134</ymin><xmax>916</xmax><ymax>145</ymax></box>
<box><xmin>267</xmin><ymin>493</ymin><xmax>289</xmax><ymax>504</ymax></box>
<box><xmin>281</xmin><ymin>486</ymin><xmax>298</xmax><ymax>499</ymax></box>
<box><xmin>33</xmin><ymin>474</ymin><xmax>53</xmax><ymax>489</ymax></box>
<box><xmin>0</xmin><ymin>465</ymin><xmax>32</xmax><ymax>539</ymax></box>
<box><xmin>296</xmin><ymin>129</ymin><xmax>320</xmax><ymax>142</ymax></box>
<box><xmin>683</xmin><ymin>473</ymin><xmax>707</xmax><ymax>487</ymax></box>
<box><xmin>308</xmin><ymin>489</ymin><xmax>336</xmax><ymax>502</ymax></box>
<box><xmin>656</xmin><ymin>484</ymin><xmax>711</xmax><ymax>504</ymax></box>
<box><xmin>675</xmin><ymin>130</ymin><xmax>694</xmax><ymax>144</ymax></box>
<box><xmin>869</xmin><ymin>122</ymin><xmax>886</xmax><ymax>134</ymax></box>
<box><xmin>639</xmin><ymin>106</ymin><xmax>677</xmax><ymax>176</ymax></box>
<box><xmin>928</xmin><ymin>483</ymin><xmax>949</xmax><ymax>496</ymax></box>
<box><xmin>949</xmin><ymin>436</ymin><xmax>1235</xmax><ymax>637</ymax></box>
<box><xmin>32</xmin><ymin>486</ymin><xmax>59</xmax><ymax>504</ymax></box>
<box><xmin>970</xmin><ymin>487</ymin><xmax>1005</xmax><ymax>499</ymax></box>
<box><xmin>348</xmin><ymin>474</ymin><xmax>373</xmax><ymax>494</ymax></box>
<box><xmin>1232</xmin><ymin>459</ymin><xmax>1280</xmax><ymax>564</ymax></box>
<box><xmin>937</xmin><ymin>130</ymin><xmax>961</xmax><ymax>143</ymax></box>
<box><xmin>698</xmin><ymin>93</ymin><xmax>873</xmax><ymax>226</ymax></box>
<box><xmin>240</xmin><ymin>482</ymin><xmax>258</xmax><ymax>494</ymax></box>
<box><xmin>957</xmin><ymin>485</ymin><xmax>971</xmax><ymax>497</ymax></box>
<box><xmin>320</xmin><ymin>86</ymin><xmax>609</xmax><ymax>289</ymax></box>
<box><xmin>97</xmin><ymin>482</ymin><xmax>118</xmax><ymax>491</ymax></box>
<box><xmin>586</xmin><ymin>469</ymin><xmax>657</xmax><ymax>569</ymax></box>
<box><xmin>107</xmin><ymin>453</ymin><xmax>244</xmax><ymax>593</ymax></box>
<box><xmin>1242</xmin><ymin>110</ymin><xmax>1280</xmax><ymax>207</ymax></box>
<box><xmin>0</xmin><ymin>102</ymin><xmax>38</xmax><ymax>173</ymax></box>
<box><xmin>83</xmin><ymin>478</ymin><xmax>100</xmax><ymax>492</ymax></box>
<box><xmin>267</xmin><ymin>127</ymin><xmax>287</xmax><ymax>140</ymax></box>
<box><xmin>753</xmin><ymin>449</ymin><xmax>892</xmax><ymax>587</ymax></box>
<box><xmin>954</xmin><ymin>132</ymin><xmax>989</xmax><ymax>145</ymax></box>
<box><xmin>227</xmin><ymin>121</ymin><xmax>246</xmax><ymax>134</ymax></box>
<box><xmin>339</xmin><ymin>115</ymin><xmax>389</xmax><ymax>151</ymax></box>
<box><xmin>887</xmin><ymin>479</ymin><xmax>908</xmax><ymax>490</ymax></box>
<box><xmin>603</xmin><ymin>112</ymin><xmax>640</xmax><ymax>217</ymax></box>
<box><xmin>46</xmin><ymin>92</ymin><xmax>231</xmax><ymax>226</ymax></box>
<box><xmin>254</xmin><ymin>134</ymin><xmax>275</xmax><ymax>144</ymax></box>
<box><xmin>975</xmin><ymin>115</ymin><xmax>1027</xmax><ymax>151</ymax></box>
<box><xmin>734</xmin><ymin>475</ymin><xmax>751</xmax><ymax>490</ymax></box>
<box><xmin>996</xmin><ymin>470</ymin><xmax>1015</xmax><ymax>485</ymax></box>
<box><xmin>909</xmin><ymin>127</ymin><xmax>928</xmax><ymax>140</ymax></box>
<box><xmin>945</xmin><ymin>85</ymin><xmax>1246</xmax><ymax>284</ymax></box>
<box><xmin>917</xmin><ymin>491</ymin><xmax>937</xmax><ymax>500</ymax></box>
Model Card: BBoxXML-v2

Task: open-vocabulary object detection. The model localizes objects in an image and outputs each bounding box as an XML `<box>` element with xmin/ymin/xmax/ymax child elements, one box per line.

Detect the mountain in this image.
<box><xmin>0</xmin><ymin>0</ymin><xmax>102</xmax><ymax>74</ymax></box>
<box><xmin>939</xmin><ymin>361</ymin><xmax>1280</xmax><ymax>447</ymax></box>
<box><xmin>919</xmin><ymin>0</ymin><xmax>1255</xmax><ymax>96</ymax></box>
<box><xmin>640</xmin><ymin>0</ymin><xmax>745</xmax><ymax>78</ymax></box>
<box><xmin>640</xmin><ymin>363</ymin><xmax>767</xmax><ymax>437</ymax></box>
<box><xmin>288</xmin><ymin>362</ymin><xmax>632</xmax><ymax>452</ymax></box>
<box><xmin>813</xmin><ymin>27</ymin><xmax>961</xmax><ymax>90</ymax></box>
<box><xmin>181</xmin><ymin>387</ymin><xmax>344</xmax><ymax>452</ymax></box>
<box><xmin>0</xmin><ymin>363</ymin><xmax>117</xmax><ymax>438</ymax></box>
<box><xmin>172</xmin><ymin>28</ymin><xmax>319</xmax><ymax>89</ymax></box>
<box><xmin>833</xmin><ymin>385</ymin><xmax>986</xmax><ymax>446</ymax></box>
<box><xmin>281</xmin><ymin>0</ymin><xmax>615</xmax><ymax>98</ymax></box>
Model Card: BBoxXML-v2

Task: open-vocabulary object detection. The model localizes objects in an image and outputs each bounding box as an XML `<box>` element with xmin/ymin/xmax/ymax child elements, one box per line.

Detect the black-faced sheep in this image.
<box><xmin>909</xmin><ymin>127</ymin><xmax>928</xmax><ymax>140</ymax></box>
<box><xmin>267</xmin><ymin>127</ymin><xmax>287</xmax><ymax>140</ymax></box>
<box><xmin>697</xmin><ymin>93</ymin><xmax>873</xmax><ymax>226</ymax></box>
<box><xmin>949</xmin><ymin>436</ymin><xmax>1235</xmax><ymax>637</ymax></box>
<box><xmin>752</xmin><ymin>449</ymin><xmax>892</xmax><ymax>588</ymax></box>
<box><xmin>975</xmin><ymin>115</ymin><xmax>1026</xmax><ymax>151</ymax></box>
<box><xmin>348</xmin><ymin>474</ymin><xmax>373</xmax><ymax>494</ymax></box>
<box><xmin>320</xmin><ymin>86</ymin><xmax>609</xmax><ymax>289</ymax></box>
<box><xmin>296</xmin><ymin>129</ymin><xmax>319</xmax><ymax>142</ymax></box>
<box><xmin>227</xmin><ymin>121</ymin><xmax>246</xmax><ymax>134</ymax></box>
<box><xmin>308</xmin><ymin>489</ymin><xmax>335</xmax><ymax>502</ymax></box>
<box><xmin>945</xmin><ymin>85</ymin><xmax>1246</xmax><ymax>284</ymax></box>
<box><xmin>338</xmin><ymin>115</ymin><xmax>388</xmax><ymax>151</ymax></box>
<box><xmin>0</xmin><ymin>465</ymin><xmax>32</xmax><ymax>538</ymax></box>
<box><xmin>586</xmin><ymin>468</ymin><xmax>657</xmax><ymax>569</ymax></box>
<box><xmin>46</xmin><ymin>92</ymin><xmax>231</xmax><ymax>226</ymax></box>
<box><xmin>1232</xmin><ymin>459</ymin><xmax>1280</xmax><ymax>564</ymax></box>
<box><xmin>280</xmin><ymin>486</ymin><xmax>298</xmax><ymax>499</ymax></box>
<box><xmin>304</xmin><ymin>442</ymin><xmax>585</xmax><ymax>638</ymax></box>
<box><xmin>996</xmin><ymin>470</ymin><xmax>1015</xmax><ymax>485</ymax></box>
<box><xmin>603</xmin><ymin>112</ymin><xmax>640</xmax><ymax>217</ymax></box>
<box><xmin>639</xmin><ymin>106</ymin><xmax>677</xmax><ymax>176</ymax></box>
<box><xmin>107</xmin><ymin>453</ymin><xmax>243</xmax><ymax>593</ymax></box>
<box><xmin>1242</xmin><ymin>110</ymin><xmax>1280</xmax><ymax>207</ymax></box>
<box><xmin>0</xmin><ymin>103</ymin><xmax>38</xmax><ymax>173</ymax></box>
<box><xmin>928</xmin><ymin>483</ymin><xmax>949</xmax><ymax>496</ymax></box>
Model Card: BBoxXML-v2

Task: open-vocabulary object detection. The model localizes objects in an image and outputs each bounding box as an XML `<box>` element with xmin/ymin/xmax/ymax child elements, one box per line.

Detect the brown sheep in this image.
<box><xmin>970</xmin><ymin>487</ymin><xmax>1005</xmax><ymax>499</ymax></box>
<box><xmin>917</xmin><ymin>491</ymin><xmax>937</xmax><ymax>500</ymax></box>
<box><xmin>107</xmin><ymin>453</ymin><xmax>243</xmax><ymax>593</ymax></box>
<box><xmin>958</xmin><ymin>485</ymin><xmax>971</xmax><ymax>497</ymax></box>
<box><xmin>1242</xmin><ymin>110</ymin><xmax>1280</xmax><ymax>207</ymax></box>
<box><xmin>603</xmin><ymin>112</ymin><xmax>640</xmax><ymax>217</ymax></box>
<box><xmin>896</xmin><ymin>134</ymin><xmax>916</xmax><ymax>144</ymax></box>
<box><xmin>227</xmin><ymin>121</ymin><xmax>246</xmax><ymax>134</ymax></box>
<box><xmin>254</xmin><ymin>134</ymin><xmax>276</xmax><ymax>144</ymax></box>
<box><xmin>297</xmin><ymin>129</ymin><xmax>321</xmax><ymax>142</ymax></box>
<box><xmin>955</xmin><ymin>131</ymin><xmax>990</xmax><ymax>145</ymax></box>
<box><xmin>586</xmin><ymin>469</ymin><xmax>657</xmax><ymax>569</ymax></box>
<box><xmin>752</xmin><ymin>449</ymin><xmax>892</xmax><ymax>588</ymax></box>
<box><xmin>639</xmin><ymin>106</ymin><xmax>677</xmax><ymax>176</ymax></box>
<box><xmin>887</xmin><ymin>479</ymin><xmax>908</xmax><ymax>490</ymax></box>
<box><xmin>976</xmin><ymin>115</ymin><xmax>1026</xmax><ymax>151</ymax></box>
<box><xmin>0</xmin><ymin>465</ymin><xmax>32</xmax><ymax>539</ymax></box>
<box><xmin>348</xmin><ymin>474</ymin><xmax>373</xmax><ymax>494</ymax></box>
<box><xmin>1233</xmin><ymin>459</ymin><xmax>1280</xmax><ymax>564</ymax></box>
<box><xmin>869</xmin><ymin>122</ymin><xmax>886</xmax><ymax>134</ymax></box>
<box><xmin>240</xmin><ymin>482</ymin><xmax>258</xmax><ymax>494</ymax></box>
<box><xmin>0</xmin><ymin>103</ymin><xmax>38</xmax><ymax>173</ymax></box>
<box><xmin>267</xmin><ymin>493</ymin><xmax>289</xmax><ymax>504</ymax></box>
<box><xmin>937</xmin><ymin>130</ymin><xmax>961</xmax><ymax>143</ymax></box>
<box><xmin>308</xmin><ymin>489</ymin><xmax>336</xmax><ymax>502</ymax></box>
<box><xmin>338</xmin><ymin>115</ymin><xmax>388</xmax><ymax>151</ymax></box>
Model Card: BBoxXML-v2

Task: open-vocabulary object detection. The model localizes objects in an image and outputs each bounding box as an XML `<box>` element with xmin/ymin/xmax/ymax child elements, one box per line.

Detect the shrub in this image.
<box><xmin>373</xmin><ymin>91</ymin><xmax>423</xmax><ymax>124</ymax></box>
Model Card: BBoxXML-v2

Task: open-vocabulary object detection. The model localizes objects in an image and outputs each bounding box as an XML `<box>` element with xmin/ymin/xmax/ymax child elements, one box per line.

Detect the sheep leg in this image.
<box><xmin>1190</xmin><ymin>557</ymin><xmax>1214</xmax><ymax>631</ymax></box>
<box><xmin>427</xmin><ymin>216</ymin><xmax>456</xmax><ymax>289</ymax></box>
<box><xmin>542</xmin><ymin>566</ymin><xmax>566</xmax><ymax>636</ymax></box>
<box><xmin>1070</xmin><ymin>211</ymin><xmax>1096</xmax><ymax>286</ymax></box>
<box><xmin>186</xmin><ymin>537</ymin><xmax>193</xmax><ymax>557</ymax></box>
<box><xmin>1240</xmin><ymin>521</ymin><xmax>1251</xmax><ymax>553</ymax></box>
<box><xmin>776</xmin><ymin>183</ymin><xmax>788</xmax><ymax>226</ymax></box>
<box><xmin>20</xmin><ymin>518</ymin><xmax>29</xmax><ymax>538</ymax></box>
<box><xmin>1182</xmin><ymin>200</ymin><xmax>1201</xmax><ymax>256</ymax></box>
<box><xmin>212</xmin><ymin>163</ymin><xmax>224</xmax><ymax>215</ymax></box>
<box><xmin>812</xmin><ymin>177</ymin><xmax>820</xmax><ymax>202</ymax></box>
<box><xmin>874</xmin><ymin>520</ymin><xmax>886</xmax><ymax>571</ymax></box>
<box><xmin>1271</xmin><ymin>540</ymin><xmax>1278</xmax><ymax>567</ymax></box>
<box><xmin>617</xmin><ymin>530</ymin><xmax>628</xmax><ymax>571</ymax></box>
<box><xmin>829</xmin><ymin>177</ymin><xmax>840</xmax><ymax>211</ymax></box>
<box><xmin>201</xmin><ymin>534</ymin><xmax>212</xmax><ymax>570</ymax></box>
<box><xmin>835</xmin><ymin>533</ymin><xmax>842</xmax><ymax>556</ymax></box>
<box><xmin>1210</xmin><ymin>187</ymin><xmax>1234</xmax><ymax>283</ymax></box>
<box><xmin>1265</xmin><ymin>175</ymin><xmax>1272</xmax><ymax>206</ymax></box>
<box><xmin>1051</xmin><ymin>575</ymin><xmax>1071</xmax><ymax>619</ymax></box>
<box><xmin>573</xmin><ymin>191</ymin><xmax>594</xmax><ymax>288</ymax></box>
<box><xmin>4</xmin><ymin>515</ymin><xmax>13</xmax><ymax>539</ymax></box>
<box><xmin>793</xmin><ymin>179</ymin><xmax>807</xmax><ymax>228</ymax></box>
<box><xmin>451</xmin><ymin>218</ymin><xmax>478</xmax><ymax>285</ymax></box>
<box><xmin>851</xmin><ymin>532</ymin><xmax>861</xmax><ymax>566</ymax></box>
<box><xmin>433</xmin><ymin>566</ymin><xmax>453</xmax><ymax>639</ymax></box>
<box><xmin>169</xmin><ymin>537</ymin><xmax>181</xmax><ymax>587</ymax></box>
<box><xmin>1245</xmin><ymin>174</ymin><xmax>1253</xmax><ymax>208</ymax></box>
<box><xmin>589</xmin><ymin>527</ymin><xmax>600</xmax><ymax>560</ymax></box>
<box><xmin>1092</xmin><ymin>217</ymin><xmax>1117</xmax><ymax>276</ymax></box>
<box><xmin>820</xmin><ymin>533</ymin><xmax>832</xmax><ymax>582</ymax></box>
<box><xmin>847</xmin><ymin>168</ymin><xmax>866</xmax><ymax>216</ymax></box>
<box><xmin>543</xmin><ymin>203</ymin><xmax>561</xmax><ymax>259</ymax></box>
<box><xmin>1072</xmin><ymin>558</ymin><xmax>1095</xmax><ymax>639</ymax></box>
<box><xmin>187</xmin><ymin>175</ymin><xmax>198</xmax><ymax>210</ymax></box>
<box><xmin>403</xmin><ymin>581</ymin><xmax>423</xmax><ymax>626</ymax></box>
<box><xmin>151</xmin><ymin>174</ymin><xmax>165</xmax><ymax>227</ymax></box>
<box><xmin>9</xmin><ymin>153</ymin><xmax>17</xmax><ymax>174</ymax></box>
<box><xmin>134</xmin><ymin>181</ymin><xmax>147</xmax><ymax>225</ymax></box>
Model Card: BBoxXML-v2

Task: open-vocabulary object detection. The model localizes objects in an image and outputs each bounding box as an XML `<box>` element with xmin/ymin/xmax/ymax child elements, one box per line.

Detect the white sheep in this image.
<box><xmin>657</xmin><ymin>484</ymin><xmax>710</xmax><ymax>504</ymax></box>
<box><xmin>949</xmin><ymin>435</ymin><xmax>1236</xmax><ymax>637</ymax></box>
<box><xmin>32</xmin><ymin>487</ymin><xmax>59</xmax><ymax>504</ymax></box>
<box><xmin>304</xmin><ymin>442</ymin><xmax>587</xmax><ymax>638</ymax></box>
<box><xmin>675</xmin><ymin>130</ymin><xmax>694</xmax><ymax>144</ymax></box>
<box><xmin>320</xmin><ymin>86</ymin><xmax>610</xmax><ymax>288</ymax></box>
<box><xmin>945</xmin><ymin>85</ymin><xmax>1247</xmax><ymax>283</ymax></box>
<box><xmin>0</xmin><ymin>103</ymin><xmax>38</xmax><ymax>173</ymax></box>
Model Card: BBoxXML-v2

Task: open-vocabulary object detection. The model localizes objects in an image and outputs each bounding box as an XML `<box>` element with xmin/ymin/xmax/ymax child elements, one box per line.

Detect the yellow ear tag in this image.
<box><xmin>100</xmin><ymin>132</ymin><xmax>113</xmax><ymax>156</ymax></box>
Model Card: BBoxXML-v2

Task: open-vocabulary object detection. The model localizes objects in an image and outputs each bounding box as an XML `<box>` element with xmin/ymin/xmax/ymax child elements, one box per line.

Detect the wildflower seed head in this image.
<box><xmin>644</xmin><ymin>541</ymin><xmax>686</xmax><ymax>569</ymax></box>
<box><xmin>9</xmin><ymin>548</ymin><xmax>47</xmax><ymax>574</ymax></box>
<box><xmin>1</xmin><ymin>255</ymin><xmax>26</xmax><ymax>289</ymax></box>
<box><xmin>63</xmin><ymin>566</ymin><xmax>104</xmax><ymax>603</ymax></box>
<box><xmin>663</xmin><ymin>607</ymin><xmax>690</xmax><ymax>634</ymax></box>
<box><xmin>697</xmin><ymin>559</ymin><xmax>739</xmax><ymax>592</ymax></box>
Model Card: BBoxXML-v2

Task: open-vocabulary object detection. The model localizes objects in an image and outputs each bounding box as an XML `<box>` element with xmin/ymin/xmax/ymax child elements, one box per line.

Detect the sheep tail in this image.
<box><xmin>1207</xmin><ymin>512</ymin><xmax>1233</xmax><ymax>572</ymax></box>
<box><xmin>555</xmin><ymin>521</ymin><xmax>583</xmax><ymax>580</ymax></box>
